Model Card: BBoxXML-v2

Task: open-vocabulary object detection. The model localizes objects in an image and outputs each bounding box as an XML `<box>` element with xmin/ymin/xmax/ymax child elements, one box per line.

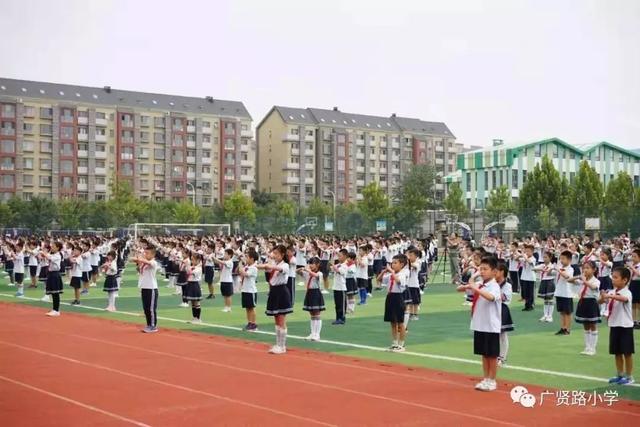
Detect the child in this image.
<box><xmin>102</xmin><ymin>250</ymin><xmax>118</xmax><ymax>312</ymax></box>
<box><xmin>384</xmin><ymin>254</ymin><xmax>409</xmax><ymax>352</ymax></box>
<box><xmin>625</xmin><ymin>249</ymin><xmax>640</xmax><ymax>329</ymax></box>
<box><xmin>331</xmin><ymin>249</ymin><xmax>349</xmax><ymax>325</ymax></box>
<box><xmin>457</xmin><ymin>255</ymin><xmax>501</xmax><ymax>392</ymax></box>
<box><xmin>345</xmin><ymin>252</ymin><xmax>358</xmax><ymax>314</ymax></box>
<box><xmin>133</xmin><ymin>247</ymin><xmax>160</xmax><ymax>333</ymax></box>
<box><xmin>44</xmin><ymin>241</ymin><xmax>64</xmax><ymax>317</ymax></box>
<box><xmin>69</xmin><ymin>244</ymin><xmax>83</xmax><ymax>305</ymax></box>
<box><xmin>185</xmin><ymin>252</ymin><xmax>203</xmax><ymax>324</ymax></box>
<box><xmin>356</xmin><ymin>246</ymin><xmax>369</xmax><ymax>305</ymax></box>
<box><xmin>406</xmin><ymin>249</ymin><xmax>422</xmax><ymax>322</ymax></box>
<box><xmin>203</xmin><ymin>244</ymin><xmax>216</xmax><ymax>299</ymax></box>
<box><xmin>256</xmin><ymin>244</ymin><xmax>293</xmax><ymax>354</ymax></box>
<box><xmin>533</xmin><ymin>251</ymin><xmax>556</xmax><ymax>322</ymax></box>
<box><xmin>597</xmin><ymin>249</ymin><xmax>613</xmax><ymax>316</ymax></box>
<box><xmin>80</xmin><ymin>243</ymin><xmax>92</xmax><ymax>295</ymax></box>
<box><xmin>496</xmin><ymin>260</ymin><xmax>513</xmax><ymax>367</ymax></box>
<box><xmin>286</xmin><ymin>246</ymin><xmax>297</xmax><ymax>306</ymax></box>
<box><xmin>90</xmin><ymin>242</ymin><xmax>100</xmax><ymax>287</ymax></box>
<box><xmin>569</xmin><ymin>261</ymin><xmax>601</xmax><ymax>355</ymax></box>
<box><xmin>176</xmin><ymin>249</ymin><xmax>191</xmax><ymax>308</ymax></box>
<box><xmin>213</xmin><ymin>248</ymin><xmax>234</xmax><ymax>312</ymax></box>
<box><xmin>28</xmin><ymin>241</ymin><xmax>39</xmax><ymax>289</ymax></box>
<box><xmin>299</xmin><ymin>257</ymin><xmax>325</xmax><ymax>341</ymax></box>
<box><xmin>507</xmin><ymin>243</ymin><xmax>521</xmax><ymax>294</ymax></box>
<box><xmin>554</xmin><ymin>251</ymin><xmax>575</xmax><ymax>335</ymax></box>
<box><xmin>518</xmin><ymin>245</ymin><xmax>536</xmax><ymax>311</ymax></box>
<box><xmin>13</xmin><ymin>243</ymin><xmax>25</xmax><ymax>297</ymax></box>
<box><xmin>601</xmin><ymin>266</ymin><xmax>635</xmax><ymax>385</ymax></box>
<box><xmin>239</xmin><ymin>249</ymin><xmax>259</xmax><ymax>331</ymax></box>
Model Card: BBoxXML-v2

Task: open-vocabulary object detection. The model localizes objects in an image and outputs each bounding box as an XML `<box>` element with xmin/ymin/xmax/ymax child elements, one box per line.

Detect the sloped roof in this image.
<box><xmin>391</xmin><ymin>116</ymin><xmax>455</xmax><ymax>137</ymax></box>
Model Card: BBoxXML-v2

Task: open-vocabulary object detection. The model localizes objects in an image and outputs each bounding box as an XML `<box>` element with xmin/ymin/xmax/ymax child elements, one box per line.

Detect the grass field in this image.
<box><xmin>1</xmin><ymin>260</ymin><xmax>638</xmax><ymax>402</ymax></box>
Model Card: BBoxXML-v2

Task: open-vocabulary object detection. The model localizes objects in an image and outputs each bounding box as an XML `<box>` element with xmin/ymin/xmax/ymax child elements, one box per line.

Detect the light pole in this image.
<box><xmin>185</xmin><ymin>182</ymin><xmax>196</xmax><ymax>205</ymax></box>
<box><xmin>327</xmin><ymin>189</ymin><xmax>336</xmax><ymax>228</ymax></box>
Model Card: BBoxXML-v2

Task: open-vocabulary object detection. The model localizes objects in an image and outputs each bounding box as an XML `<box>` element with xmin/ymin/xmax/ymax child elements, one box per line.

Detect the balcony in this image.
<box><xmin>285</xmin><ymin>133</ymin><xmax>299</xmax><ymax>141</ymax></box>
<box><xmin>78</xmin><ymin>166</ymin><xmax>88</xmax><ymax>174</ymax></box>
<box><xmin>121</xmin><ymin>137</ymin><xmax>134</xmax><ymax>144</ymax></box>
<box><xmin>356</xmin><ymin>166</ymin><xmax>365</xmax><ymax>173</ymax></box>
<box><xmin>356</xmin><ymin>139</ymin><xmax>365</xmax><ymax>146</ymax></box>
<box><xmin>95</xmin><ymin>184</ymin><xmax>106</xmax><ymax>191</ymax></box>
<box><xmin>379</xmin><ymin>154</ymin><xmax>387</xmax><ymax>161</ymax></box>
<box><xmin>241</xmin><ymin>129</ymin><xmax>252</xmax><ymax>138</ymax></box>
<box><xmin>201</xmin><ymin>172</ymin><xmax>211</xmax><ymax>179</ymax></box>
<box><xmin>121</xmin><ymin>153</ymin><xmax>134</xmax><ymax>160</ymax></box>
<box><xmin>187</xmin><ymin>125</ymin><xmax>196</xmax><ymax>133</ymax></box>
<box><xmin>186</xmin><ymin>140</ymin><xmax>196</xmax><ymax>148</ymax></box>
<box><xmin>304</xmin><ymin>163</ymin><xmax>314</xmax><ymax>170</ymax></box>
<box><xmin>186</xmin><ymin>156</ymin><xmax>196</xmax><ymax>164</ymax></box>
<box><xmin>95</xmin><ymin>167</ymin><xmax>106</xmax><ymax>175</ymax></box>
<box><xmin>356</xmin><ymin>152</ymin><xmax>365</xmax><ymax>160</ymax></box>
<box><xmin>304</xmin><ymin>149</ymin><xmax>314</xmax><ymax>156</ymax></box>
<box><xmin>283</xmin><ymin>176</ymin><xmax>299</xmax><ymax>184</ymax></box>
<box><xmin>187</xmin><ymin>171</ymin><xmax>195</xmax><ymax>179</ymax></box>
<box><xmin>201</xmin><ymin>157</ymin><xmax>212</xmax><ymax>164</ymax></box>
<box><xmin>95</xmin><ymin>134</ymin><xmax>107</xmax><ymax>142</ymax></box>
<box><xmin>77</xmin><ymin>150</ymin><xmax>88</xmax><ymax>158</ymax></box>
<box><xmin>391</xmin><ymin>155</ymin><xmax>400</xmax><ymax>161</ymax></box>
<box><xmin>391</xmin><ymin>141</ymin><xmax>400</xmax><ymax>149</ymax></box>
<box><xmin>78</xmin><ymin>133</ymin><xmax>88</xmax><ymax>141</ymax></box>
<box><xmin>291</xmin><ymin>147</ymin><xmax>299</xmax><ymax>155</ymax></box>
<box><xmin>240</xmin><ymin>159</ymin><xmax>253</xmax><ymax>167</ymax></box>
<box><xmin>77</xmin><ymin>183</ymin><xmax>88</xmax><ymax>191</ymax></box>
<box><xmin>305</xmin><ymin>134</ymin><xmax>314</xmax><ymax>142</ymax></box>
<box><xmin>202</xmin><ymin>142</ymin><xmax>212</xmax><ymax>150</ymax></box>
<box><xmin>95</xmin><ymin>118</ymin><xmax>107</xmax><ymax>126</ymax></box>
<box><xmin>202</xmin><ymin>126</ymin><xmax>211</xmax><ymax>134</ymax></box>
<box><xmin>240</xmin><ymin>174</ymin><xmax>253</xmax><ymax>182</ymax></box>
<box><xmin>305</xmin><ymin>177</ymin><xmax>314</xmax><ymax>184</ymax></box>
<box><xmin>283</xmin><ymin>162</ymin><xmax>299</xmax><ymax>170</ymax></box>
<box><xmin>224</xmin><ymin>175</ymin><xmax>235</xmax><ymax>181</ymax></box>
<box><xmin>357</xmin><ymin>179</ymin><xmax>365</xmax><ymax>186</ymax></box>
<box><xmin>95</xmin><ymin>151</ymin><xmax>107</xmax><ymax>159</ymax></box>
<box><xmin>380</xmin><ymin>168</ymin><xmax>387</xmax><ymax>174</ymax></box>
<box><xmin>1</xmin><ymin>128</ymin><xmax>15</xmax><ymax>136</ymax></box>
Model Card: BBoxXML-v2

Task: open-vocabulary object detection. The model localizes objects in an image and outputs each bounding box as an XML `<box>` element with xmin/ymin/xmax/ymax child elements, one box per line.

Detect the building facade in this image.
<box><xmin>256</xmin><ymin>106</ymin><xmax>460</xmax><ymax>206</ymax></box>
<box><xmin>455</xmin><ymin>138</ymin><xmax>640</xmax><ymax>209</ymax></box>
<box><xmin>0</xmin><ymin>78</ymin><xmax>255</xmax><ymax>204</ymax></box>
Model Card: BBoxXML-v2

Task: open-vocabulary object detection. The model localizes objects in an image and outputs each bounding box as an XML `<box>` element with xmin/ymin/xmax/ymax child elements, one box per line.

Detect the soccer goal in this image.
<box><xmin>129</xmin><ymin>223</ymin><xmax>231</xmax><ymax>239</ymax></box>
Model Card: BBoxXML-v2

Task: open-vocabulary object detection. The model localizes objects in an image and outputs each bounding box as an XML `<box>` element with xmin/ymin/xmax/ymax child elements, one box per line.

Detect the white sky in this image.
<box><xmin>1</xmin><ymin>0</ymin><xmax>638</xmax><ymax>149</ymax></box>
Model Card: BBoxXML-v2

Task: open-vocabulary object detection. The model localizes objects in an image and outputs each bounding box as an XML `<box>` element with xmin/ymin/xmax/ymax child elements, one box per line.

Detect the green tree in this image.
<box><xmin>224</xmin><ymin>191</ymin><xmax>256</xmax><ymax>229</ymax></box>
<box><xmin>172</xmin><ymin>201</ymin><xmax>201</xmax><ymax>224</ymax></box>
<box><xmin>443</xmin><ymin>182</ymin><xmax>468</xmax><ymax>220</ymax></box>
<box><xmin>603</xmin><ymin>171</ymin><xmax>634</xmax><ymax>234</ymax></box>
<box><xmin>518</xmin><ymin>155</ymin><xmax>566</xmax><ymax>230</ymax></box>
<box><xmin>358</xmin><ymin>182</ymin><xmax>390</xmax><ymax>230</ymax></box>
<box><xmin>20</xmin><ymin>196</ymin><xmax>57</xmax><ymax>231</ymax></box>
<box><xmin>0</xmin><ymin>203</ymin><xmax>14</xmax><ymax>228</ymax></box>
<box><xmin>106</xmin><ymin>180</ymin><xmax>146</xmax><ymax>227</ymax></box>
<box><xmin>484</xmin><ymin>186</ymin><xmax>515</xmax><ymax>223</ymax></box>
<box><xmin>303</xmin><ymin>197</ymin><xmax>331</xmax><ymax>221</ymax></box>
<box><xmin>86</xmin><ymin>201</ymin><xmax>113</xmax><ymax>229</ymax></box>
<box><xmin>336</xmin><ymin>202</ymin><xmax>365</xmax><ymax>236</ymax></box>
<box><xmin>392</xmin><ymin>164</ymin><xmax>438</xmax><ymax>232</ymax></box>
<box><xmin>568</xmin><ymin>161</ymin><xmax>603</xmax><ymax>231</ymax></box>
<box><xmin>57</xmin><ymin>198</ymin><xmax>89</xmax><ymax>229</ymax></box>
<box><xmin>251</xmin><ymin>189</ymin><xmax>277</xmax><ymax>208</ymax></box>
<box><xmin>537</xmin><ymin>205</ymin><xmax>558</xmax><ymax>234</ymax></box>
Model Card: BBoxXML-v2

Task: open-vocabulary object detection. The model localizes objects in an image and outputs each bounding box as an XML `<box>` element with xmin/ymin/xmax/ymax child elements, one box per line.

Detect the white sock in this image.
<box><xmin>309</xmin><ymin>320</ymin><xmax>315</xmax><ymax>335</ymax></box>
<box><xmin>403</xmin><ymin>312</ymin><xmax>410</xmax><ymax>329</ymax></box>
<box><xmin>108</xmin><ymin>292</ymin><xmax>116</xmax><ymax>307</ymax></box>
<box><xmin>316</xmin><ymin>319</ymin><xmax>322</xmax><ymax>337</ymax></box>
<box><xmin>275</xmin><ymin>326</ymin><xmax>282</xmax><ymax>347</ymax></box>
<box><xmin>547</xmin><ymin>304</ymin><xmax>554</xmax><ymax>320</ymax></box>
<box><xmin>398</xmin><ymin>340</ymin><xmax>405</xmax><ymax>347</ymax></box>
<box><xmin>281</xmin><ymin>328</ymin><xmax>287</xmax><ymax>348</ymax></box>
<box><xmin>584</xmin><ymin>330</ymin><xmax>589</xmax><ymax>349</ymax></box>
<box><xmin>499</xmin><ymin>332</ymin><xmax>509</xmax><ymax>360</ymax></box>
<box><xmin>591</xmin><ymin>331</ymin><xmax>598</xmax><ymax>352</ymax></box>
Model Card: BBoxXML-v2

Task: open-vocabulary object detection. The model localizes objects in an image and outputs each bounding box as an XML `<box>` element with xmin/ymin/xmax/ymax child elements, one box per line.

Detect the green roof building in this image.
<box><xmin>454</xmin><ymin>138</ymin><xmax>640</xmax><ymax>209</ymax></box>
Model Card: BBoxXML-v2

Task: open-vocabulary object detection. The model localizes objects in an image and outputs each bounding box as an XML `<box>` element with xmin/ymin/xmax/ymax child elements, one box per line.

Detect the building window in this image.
<box><xmin>522</xmin><ymin>170</ymin><xmax>527</xmax><ymax>184</ymax></box>
<box><xmin>0</xmin><ymin>140</ymin><xmax>15</xmax><ymax>153</ymax></box>
<box><xmin>484</xmin><ymin>171</ymin><xmax>488</xmax><ymax>187</ymax></box>
<box><xmin>512</xmin><ymin>170</ymin><xmax>518</xmax><ymax>189</ymax></box>
<box><xmin>492</xmin><ymin>170</ymin><xmax>496</xmax><ymax>188</ymax></box>
<box><xmin>23</xmin><ymin>175</ymin><xmax>33</xmax><ymax>186</ymax></box>
<box><xmin>154</xmin><ymin>148</ymin><xmax>165</xmax><ymax>160</ymax></box>
<box><xmin>23</xmin><ymin>157</ymin><xmax>33</xmax><ymax>169</ymax></box>
<box><xmin>0</xmin><ymin>157</ymin><xmax>15</xmax><ymax>170</ymax></box>
<box><xmin>40</xmin><ymin>159</ymin><xmax>52</xmax><ymax>170</ymax></box>
<box><xmin>534</xmin><ymin>145</ymin><xmax>541</xmax><ymax>157</ymax></box>
<box><xmin>39</xmin><ymin>176</ymin><xmax>52</xmax><ymax>187</ymax></box>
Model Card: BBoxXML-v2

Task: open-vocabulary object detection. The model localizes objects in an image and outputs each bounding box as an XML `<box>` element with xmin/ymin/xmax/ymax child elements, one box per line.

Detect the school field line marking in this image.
<box><xmin>0</xmin><ymin>374</ymin><xmax>151</xmax><ymax>427</ymax></box>
<box><xmin>2</xmin><ymin>293</ymin><xmax>640</xmax><ymax>389</ymax></box>
<box><xmin>0</xmin><ymin>340</ymin><xmax>336</xmax><ymax>427</ymax></box>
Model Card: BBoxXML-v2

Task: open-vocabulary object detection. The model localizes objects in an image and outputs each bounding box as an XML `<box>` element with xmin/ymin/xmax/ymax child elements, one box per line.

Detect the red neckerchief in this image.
<box><xmin>306</xmin><ymin>274</ymin><xmax>314</xmax><ymax>290</ymax></box>
<box><xmin>471</xmin><ymin>282</ymin><xmax>487</xmax><ymax>316</ymax></box>
<box><xmin>607</xmin><ymin>289</ymin><xmax>619</xmax><ymax>317</ymax></box>
<box><xmin>389</xmin><ymin>273</ymin><xmax>395</xmax><ymax>291</ymax></box>
<box><xmin>579</xmin><ymin>277</ymin><xmax>591</xmax><ymax>300</ymax></box>
<box><xmin>556</xmin><ymin>267</ymin><xmax>565</xmax><ymax>283</ymax></box>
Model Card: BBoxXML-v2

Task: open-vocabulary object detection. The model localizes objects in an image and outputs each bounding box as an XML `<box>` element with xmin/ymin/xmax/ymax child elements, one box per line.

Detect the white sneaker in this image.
<box><xmin>392</xmin><ymin>345</ymin><xmax>405</xmax><ymax>353</ymax></box>
<box><xmin>189</xmin><ymin>318</ymin><xmax>202</xmax><ymax>324</ymax></box>
<box><xmin>89</xmin><ymin>283</ymin><xmax>97</xmax><ymax>288</ymax></box>
<box><xmin>7</xmin><ymin>283</ymin><xmax>15</xmax><ymax>287</ymax></box>
<box><xmin>585</xmin><ymin>349</ymin><xmax>596</xmax><ymax>356</ymax></box>
<box><xmin>474</xmin><ymin>379</ymin><xmax>488</xmax><ymax>390</ymax></box>
<box><xmin>311</xmin><ymin>335</ymin><xmax>320</xmax><ymax>341</ymax></box>
<box><xmin>41</xmin><ymin>295</ymin><xmax>51</xmax><ymax>302</ymax></box>
<box><xmin>221</xmin><ymin>306</ymin><xmax>231</xmax><ymax>313</ymax></box>
<box><xmin>419</xmin><ymin>290</ymin><xmax>424</xmax><ymax>295</ymax></box>
<box><xmin>580</xmin><ymin>348</ymin><xmax>590</xmax><ymax>355</ymax></box>
<box><xmin>105</xmin><ymin>306</ymin><xmax>116</xmax><ymax>312</ymax></box>
<box><xmin>268</xmin><ymin>345</ymin><xmax>286</xmax><ymax>354</ymax></box>
<box><xmin>45</xmin><ymin>310</ymin><xmax>60</xmax><ymax>317</ymax></box>
<box><xmin>545</xmin><ymin>317</ymin><xmax>553</xmax><ymax>323</ymax></box>
<box><xmin>179</xmin><ymin>302</ymin><xmax>189</xmax><ymax>308</ymax></box>
<box><xmin>321</xmin><ymin>289</ymin><xmax>329</xmax><ymax>294</ymax></box>
<box><xmin>539</xmin><ymin>315</ymin><xmax>547</xmax><ymax>322</ymax></box>
<box><xmin>484</xmin><ymin>380</ymin><xmax>497</xmax><ymax>391</ymax></box>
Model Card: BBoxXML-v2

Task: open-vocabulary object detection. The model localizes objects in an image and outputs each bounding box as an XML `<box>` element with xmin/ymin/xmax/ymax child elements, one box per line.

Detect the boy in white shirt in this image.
<box><xmin>239</xmin><ymin>250</ymin><xmax>259</xmax><ymax>331</ymax></box>
<box><xmin>132</xmin><ymin>247</ymin><xmax>159</xmax><ymax>333</ymax></box>
<box><xmin>518</xmin><ymin>245</ymin><xmax>537</xmax><ymax>311</ymax></box>
<box><xmin>331</xmin><ymin>249</ymin><xmax>348</xmax><ymax>325</ymax></box>
<box><xmin>457</xmin><ymin>255</ymin><xmax>501</xmax><ymax>392</ymax></box>
<box><xmin>554</xmin><ymin>251</ymin><xmax>575</xmax><ymax>335</ymax></box>
<box><xmin>601</xmin><ymin>266</ymin><xmax>635</xmax><ymax>385</ymax></box>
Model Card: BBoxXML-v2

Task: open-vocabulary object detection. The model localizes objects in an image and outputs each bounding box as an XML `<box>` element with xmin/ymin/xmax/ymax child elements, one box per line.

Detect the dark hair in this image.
<box><xmin>245</xmin><ymin>249</ymin><xmax>259</xmax><ymax>261</ymax></box>
<box><xmin>560</xmin><ymin>250</ymin><xmax>572</xmax><ymax>260</ymax></box>
<box><xmin>338</xmin><ymin>248</ymin><xmax>349</xmax><ymax>257</ymax></box>
<box><xmin>273</xmin><ymin>244</ymin><xmax>287</xmax><ymax>259</ymax></box>
<box><xmin>145</xmin><ymin>246</ymin><xmax>156</xmax><ymax>254</ymax></box>
<box><xmin>347</xmin><ymin>251</ymin><xmax>356</xmax><ymax>260</ymax></box>
<box><xmin>408</xmin><ymin>248</ymin><xmax>421</xmax><ymax>257</ymax></box>
<box><xmin>582</xmin><ymin>260</ymin><xmax>596</xmax><ymax>271</ymax></box>
<box><xmin>107</xmin><ymin>250</ymin><xmax>117</xmax><ymax>259</ymax></box>
<box><xmin>224</xmin><ymin>248</ymin><xmax>234</xmax><ymax>257</ymax></box>
<box><xmin>307</xmin><ymin>256</ymin><xmax>321</xmax><ymax>265</ymax></box>
<box><xmin>612</xmin><ymin>266</ymin><xmax>631</xmax><ymax>283</ymax></box>
<box><xmin>496</xmin><ymin>260</ymin><xmax>509</xmax><ymax>278</ymax></box>
<box><xmin>392</xmin><ymin>254</ymin><xmax>408</xmax><ymax>267</ymax></box>
<box><xmin>480</xmin><ymin>255</ymin><xmax>498</xmax><ymax>269</ymax></box>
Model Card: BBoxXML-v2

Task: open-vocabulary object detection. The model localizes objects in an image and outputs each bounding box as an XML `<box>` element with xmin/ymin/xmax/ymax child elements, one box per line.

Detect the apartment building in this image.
<box><xmin>0</xmin><ymin>78</ymin><xmax>255</xmax><ymax>204</ymax></box>
<box><xmin>455</xmin><ymin>138</ymin><xmax>640</xmax><ymax>209</ymax></box>
<box><xmin>256</xmin><ymin>106</ymin><xmax>460</xmax><ymax>206</ymax></box>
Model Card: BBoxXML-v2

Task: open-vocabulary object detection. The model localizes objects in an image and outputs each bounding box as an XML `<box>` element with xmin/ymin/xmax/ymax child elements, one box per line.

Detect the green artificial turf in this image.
<box><xmin>1</xmin><ymin>260</ymin><xmax>638</xmax><ymax>401</ymax></box>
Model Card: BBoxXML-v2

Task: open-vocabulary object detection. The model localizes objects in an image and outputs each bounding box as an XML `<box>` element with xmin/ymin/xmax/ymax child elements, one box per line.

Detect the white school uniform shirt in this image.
<box><xmin>90</xmin><ymin>249</ymin><xmax>100</xmax><ymax>266</ymax></box>
<box><xmin>388</xmin><ymin>267</ymin><xmax>408</xmax><ymax>294</ymax></box>
<box><xmin>219</xmin><ymin>259</ymin><xmax>233</xmax><ymax>283</ymax></box>
<box><xmin>28</xmin><ymin>249</ymin><xmax>39</xmax><ymax>266</ymax></box>
<box><xmin>332</xmin><ymin>262</ymin><xmax>348</xmax><ymax>291</ymax></box>
<box><xmin>288</xmin><ymin>257</ymin><xmax>297</xmax><ymax>279</ymax></box>
<box><xmin>345</xmin><ymin>261</ymin><xmax>356</xmax><ymax>280</ymax></box>
<box><xmin>13</xmin><ymin>250</ymin><xmax>25</xmax><ymax>274</ymax></box>
<box><xmin>534</xmin><ymin>262</ymin><xmax>556</xmax><ymax>281</ymax></box>
<box><xmin>303</xmin><ymin>271</ymin><xmax>323</xmax><ymax>290</ymax></box>
<box><xmin>138</xmin><ymin>260</ymin><xmax>158</xmax><ymax>289</ymax></box>
<box><xmin>519</xmin><ymin>256</ymin><xmax>536</xmax><ymax>281</ymax></box>
<box><xmin>104</xmin><ymin>259</ymin><xmax>117</xmax><ymax>276</ymax></box>
<box><xmin>553</xmin><ymin>265</ymin><xmax>575</xmax><ymax>298</ymax></box>
<box><xmin>204</xmin><ymin>252</ymin><xmax>215</xmax><ymax>266</ymax></box>
<box><xmin>240</xmin><ymin>264</ymin><xmax>258</xmax><ymax>293</ymax></box>
<box><xmin>507</xmin><ymin>251</ymin><xmax>519</xmax><ymax>271</ymax></box>
<box><xmin>48</xmin><ymin>252</ymin><xmax>62</xmax><ymax>271</ymax></box>
<box><xmin>470</xmin><ymin>279</ymin><xmax>502</xmax><ymax>333</ymax></box>
<box><xmin>500</xmin><ymin>281</ymin><xmax>513</xmax><ymax>305</ymax></box>
<box><xmin>407</xmin><ymin>260</ymin><xmax>420</xmax><ymax>288</ymax></box>
<box><xmin>606</xmin><ymin>287</ymin><xmax>633</xmax><ymax>328</ymax></box>
<box><xmin>188</xmin><ymin>264</ymin><xmax>202</xmax><ymax>282</ymax></box>
<box><xmin>269</xmin><ymin>261</ymin><xmax>289</xmax><ymax>287</ymax></box>
<box><xmin>576</xmin><ymin>276</ymin><xmax>600</xmax><ymax>299</ymax></box>
<box><xmin>81</xmin><ymin>252</ymin><xmax>92</xmax><ymax>272</ymax></box>
<box><xmin>355</xmin><ymin>256</ymin><xmax>368</xmax><ymax>279</ymax></box>
<box><xmin>295</xmin><ymin>249</ymin><xmax>307</xmax><ymax>266</ymax></box>
<box><xmin>71</xmin><ymin>256</ymin><xmax>83</xmax><ymax>277</ymax></box>
<box><xmin>597</xmin><ymin>260</ymin><xmax>612</xmax><ymax>278</ymax></box>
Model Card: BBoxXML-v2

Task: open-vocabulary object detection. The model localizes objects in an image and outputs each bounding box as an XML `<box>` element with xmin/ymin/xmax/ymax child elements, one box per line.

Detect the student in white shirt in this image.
<box><xmin>568</xmin><ymin>261</ymin><xmax>601</xmax><ymax>356</ymax></box>
<box><xmin>68</xmin><ymin>244</ymin><xmax>84</xmax><ymax>306</ymax></box>
<box><xmin>533</xmin><ymin>251</ymin><xmax>557</xmax><ymax>322</ymax></box>
<box><xmin>384</xmin><ymin>254</ymin><xmax>409</xmax><ymax>353</ymax></box>
<box><xmin>212</xmin><ymin>248</ymin><xmax>235</xmax><ymax>313</ymax></box>
<box><xmin>600</xmin><ymin>266</ymin><xmax>635</xmax><ymax>385</ymax></box>
<box><xmin>331</xmin><ymin>249</ymin><xmax>349</xmax><ymax>325</ymax></box>
<box><xmin>28</xmin><ymin>241</ymin><xmax>39</xmax><ymax>289</ymax></box>
<box><xmin>625</xmin><ymin>249</ymin><xmax>640</xmax><ymax>329</ymax></box>
<box><xmin>344</xmin><ymin>252</ymin><xmax>358</xmax><ymax>314</ymax></box>
<box><xmin>256</xmin><ymin>244</ymin><xmax>293</xmax><ymax>354</ymax></box>
<box><xmin>183</xmin><ymin>252</ymin><xmax>203</xmax><ymax>324</ymax></box>
<box><xmin>203</xmin><ymin>244</ymin><xmax>216</xmax><ymax>300</ymax></box>
<box><xmin>356</xmin><ymin>246</ymin><xmax>369</xmax><ymax>305</ymax></box>
<box><xmin>457</xmin><ymin>255</ymin><xmax>501</xmax><ymax>392</ymax></box>
<box><xmin>554</xmin><ymin>251</ymin><xmax>575</xmax><ymax>336</ymax></box>
<box><xmin>495</xmin><ymin>261</ymin><xmax>513</xmax><ymax>367</ymax></box>
<box><xmin>44</xmin><ymin>242</ymin><xmax>64</xmax><ymax>317</ymax></box>
<box><xmin>405</xmin><ymin>249</ymin><xmax>422</xmax><ymax>324</ymax></box>
<box><xmin>132</xmin><ymin>247</ymin><xmax>160</xmax><ymax>333</ymax></box>
<box><xmin>518</xmin><ymin>245</ymin><xmax>537</xmax><ymax>311</ymax></box>
<box><xmin>101</xmin><ymin>250</ymin><xmax>119</xmax><ymax>312</ymax></box>
<box><xmin>239</xmin><ymin>250</ymin><xmax>259</xmax><ymax>331</ymax></box>
<box><xmin>286</xmin><ymin>246</ymin><xmax>297</xmax><ymax>307</ymax></box>
<box><xmin>299</xmin><ymin>257</ymin><xmax>325</xmax><ymax>341</ymax></box>
<box><xmin>13</xmin><ymin>243</ymin><xmax>25</xmax><ymax>297</ymax></box>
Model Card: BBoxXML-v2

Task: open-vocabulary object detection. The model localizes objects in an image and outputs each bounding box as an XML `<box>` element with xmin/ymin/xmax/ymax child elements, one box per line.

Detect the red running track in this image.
<box><xmin>0</xmin><ymin>302</ymin><xmax>639</xmax><ymax>426</ymax></box>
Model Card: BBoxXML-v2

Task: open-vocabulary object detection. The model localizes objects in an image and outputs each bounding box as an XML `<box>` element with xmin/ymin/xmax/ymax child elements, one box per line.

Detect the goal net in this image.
<box><xmin>129</xmin><ymin>223</ymin><xmax>231</xmax><ymax>239</ymax></box>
